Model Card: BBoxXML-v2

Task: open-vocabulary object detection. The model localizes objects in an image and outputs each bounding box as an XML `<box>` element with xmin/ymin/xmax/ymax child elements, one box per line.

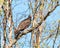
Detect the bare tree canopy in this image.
<box><xmin>0</xmin><ymin>0</ymin><xmax>60</xmax><ymax>48</ymax></box>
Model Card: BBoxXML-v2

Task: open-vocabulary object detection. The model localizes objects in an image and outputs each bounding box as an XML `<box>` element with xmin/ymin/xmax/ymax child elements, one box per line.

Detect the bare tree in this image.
<box><xmin>1</xmin><ymin>0</ymin><xmax>60</xmax><ymax>48</ymax></box>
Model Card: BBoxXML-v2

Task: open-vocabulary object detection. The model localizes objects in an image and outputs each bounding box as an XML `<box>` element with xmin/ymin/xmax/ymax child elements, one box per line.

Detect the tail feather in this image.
<box><xmin>15</xmin><ymin>31</ymin><xmax>21</xmax><ymax>39</ymax></box>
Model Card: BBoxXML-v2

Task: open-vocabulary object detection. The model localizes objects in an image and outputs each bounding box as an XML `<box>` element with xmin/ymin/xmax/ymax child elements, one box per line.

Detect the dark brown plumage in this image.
<box><xmin>14</xmin><ymin>16</ymin><xmax>31</xmax><ymax>39</ymax></box>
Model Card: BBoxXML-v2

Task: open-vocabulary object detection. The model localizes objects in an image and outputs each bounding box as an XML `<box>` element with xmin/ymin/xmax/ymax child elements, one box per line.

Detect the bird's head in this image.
<box><xmin>29</xmin><ymin>15</ymin><xmax>32</xmax><ymax>18</ymax></box>
<box><xmin>28</xmin><ymin>15</ymin><xmax>32</xmax><ymax>21</ymax></box>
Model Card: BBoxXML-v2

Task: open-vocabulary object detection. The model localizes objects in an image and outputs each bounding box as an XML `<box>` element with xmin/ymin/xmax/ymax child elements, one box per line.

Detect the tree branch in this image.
<box><xmin>53</xmin><ymin>21</ymin><xmax>60</xmax><ymax>48</ymax></box>
<box><xmin>9</xmin><ymin>1</ymin><xmax>59</xmax><ymax>47</ymax></box>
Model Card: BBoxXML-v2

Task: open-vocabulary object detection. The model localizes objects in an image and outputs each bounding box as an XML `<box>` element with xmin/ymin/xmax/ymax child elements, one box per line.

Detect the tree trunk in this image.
<box><xmin>3</xmin><ymin>0</ymin><xmax>8</xmax><ymax>47</ymax></box>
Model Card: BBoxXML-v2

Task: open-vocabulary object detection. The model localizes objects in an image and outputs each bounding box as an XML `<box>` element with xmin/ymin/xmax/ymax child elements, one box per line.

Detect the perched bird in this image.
<box><xmin>14</xmin><ymin>16</ymin><xmax>31</xmax><ymax>39</ymax></box>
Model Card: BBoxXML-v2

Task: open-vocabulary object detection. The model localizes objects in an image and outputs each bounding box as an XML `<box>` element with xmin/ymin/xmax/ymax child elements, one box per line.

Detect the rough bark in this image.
<box><xmin>3</xmin><ymin>0</ymin><xmax>8</xmax><ymax>47</ymax></box>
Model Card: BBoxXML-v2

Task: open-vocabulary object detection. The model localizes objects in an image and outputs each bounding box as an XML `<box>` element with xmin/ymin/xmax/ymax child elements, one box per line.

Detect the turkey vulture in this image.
<box><xmin>14</xmin><ymin>16</ymin><xmax>31</xmax><ymax>39</ymax></box>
